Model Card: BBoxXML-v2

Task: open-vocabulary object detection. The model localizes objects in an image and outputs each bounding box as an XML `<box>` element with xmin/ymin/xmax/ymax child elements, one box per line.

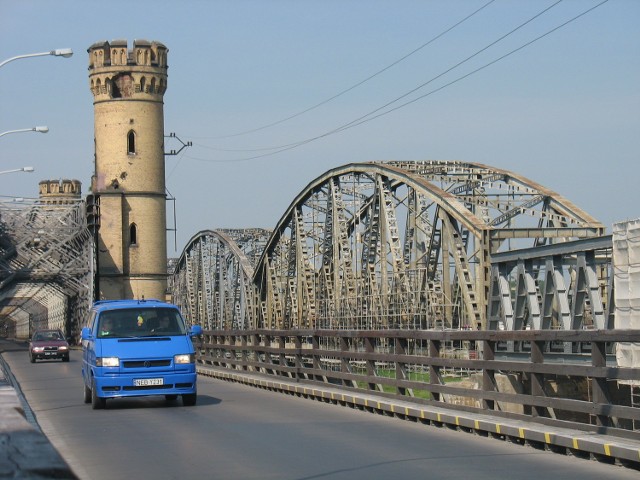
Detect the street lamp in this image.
<box><xmin>0</xmin><ymin>167</ymin><xmax>35</xmax><ymax>175</ymax></box>
<box><xmin>0</xmin><ymin>126</ymin><xmax>49</xmax><ymax>138</ymax></box>
<box><xmin>0</xmin><ymin>49</ymin><xmax>73</xmax><ymax>69</ymax></box>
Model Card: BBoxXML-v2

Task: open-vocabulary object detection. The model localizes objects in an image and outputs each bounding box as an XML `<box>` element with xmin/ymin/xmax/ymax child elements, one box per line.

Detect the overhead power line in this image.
<box><xmin>185</xmin><ymin>0</ymin><xmax>608</xmax><ymax>163</ymax></box>
<box><xmin>190</xmin><ymin>0</ymin><xmax>496</xmax><ymax>141</ymax></box>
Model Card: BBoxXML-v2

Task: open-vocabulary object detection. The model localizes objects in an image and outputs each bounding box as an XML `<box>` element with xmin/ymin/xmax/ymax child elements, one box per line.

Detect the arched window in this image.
<box><xmin>129</xmin><ymin>223</ymin><xmax>137</xmax><ymax>246</ymax></box>
<box><xmin>150</xmin><ymin>77</ymin><xmax>156</xmax><ymax>94</ymax></box>
<box><xmin>140</xmin><ymin>76</ymin><xmax>146</xmax><ymax>93</ymax></box>
<box><xmin>127</xmin><ymin>130</ymin><xmax>136</xmax><ymax>154</ymax></box>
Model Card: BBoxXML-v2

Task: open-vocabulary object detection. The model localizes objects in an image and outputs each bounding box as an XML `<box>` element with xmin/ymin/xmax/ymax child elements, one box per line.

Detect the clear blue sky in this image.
<box><xmin>1</xmin><ymin>0</ymin><xmax>638</xmax><ymax>253</ymax></box>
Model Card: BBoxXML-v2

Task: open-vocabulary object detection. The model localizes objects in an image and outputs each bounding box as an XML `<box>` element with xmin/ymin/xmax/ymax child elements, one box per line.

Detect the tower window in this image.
<box><xmin>127</xmin><ymin>130</ymin><xmax>136</xmax><ymax>154</ymax></box>
<box><xmin>129</xmin><ymin>223</ymin><xmax>138</xmax><ymax>246</ymax></box>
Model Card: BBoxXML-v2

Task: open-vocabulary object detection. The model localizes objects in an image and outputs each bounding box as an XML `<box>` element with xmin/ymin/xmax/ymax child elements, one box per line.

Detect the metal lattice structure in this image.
<box><xmin>172</xmin><ymin>161</ymin><xmax>605</xmax><ymax>331</ymax></box>
<box><xmin>0</xmin><ymin>199</ymin><xmax>94</xmax><ymax>339</ymax></box>
<box><xmin>171</xmin><ymin>228</ymin><xmax>271</xmax><ymax>330</ymax></box>
<box><xmin>489</xmin><ymin>236</ymin><xmax>614</xmax><ymax>336</ymax></box>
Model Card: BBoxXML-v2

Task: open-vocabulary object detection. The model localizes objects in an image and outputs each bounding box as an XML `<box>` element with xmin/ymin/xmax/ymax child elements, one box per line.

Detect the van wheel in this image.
<box><xmin>182</xmin><ymin>393</ymin><xmax>197</xmax><ymax>407</ymax></box>
<box><xmin>83</xmin><ymin>383</ymin><xmax>91</xmax><ymax>404</ymax></box>
<box><xmin>91</xmin><ymin>380</ymin><xmax>106</xmax><ymax>410</ymax></box>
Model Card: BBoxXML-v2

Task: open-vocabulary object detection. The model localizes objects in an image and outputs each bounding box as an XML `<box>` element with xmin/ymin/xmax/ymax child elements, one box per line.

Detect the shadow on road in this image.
<box><xmin>99</xmin><ymin>394</ymin><xmax>222</xmax><ymax>410</ymax></box>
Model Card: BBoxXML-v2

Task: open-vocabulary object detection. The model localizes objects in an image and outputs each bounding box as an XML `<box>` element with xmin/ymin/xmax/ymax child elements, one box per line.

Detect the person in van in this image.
<box><xmin>99</xmin><ymin>318</ymin><xmax>115</xmax><ymax>337</ymax></box>
<box><xmin>153</xmin><ymin>313</ymin><xmax>172</xmax><ymax>333</ymax></box>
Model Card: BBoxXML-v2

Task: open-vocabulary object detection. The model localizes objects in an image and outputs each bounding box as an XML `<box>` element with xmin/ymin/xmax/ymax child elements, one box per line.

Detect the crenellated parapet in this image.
<box><xmin>88</xmin><ymin>39</ymin><xmax>168</xmax><ymax>100</ymax></box>
<box><xmin>38</xmin><ymin>179</ymin><xmax>82</xmax><ymax>205</ymax></box>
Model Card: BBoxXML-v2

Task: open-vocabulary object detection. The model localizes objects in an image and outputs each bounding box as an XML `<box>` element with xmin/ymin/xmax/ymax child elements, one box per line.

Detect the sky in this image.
<box><xmin>1</xmin><ymin>0</ymin><xmax>638</xmax><ymax>254</ymax></box>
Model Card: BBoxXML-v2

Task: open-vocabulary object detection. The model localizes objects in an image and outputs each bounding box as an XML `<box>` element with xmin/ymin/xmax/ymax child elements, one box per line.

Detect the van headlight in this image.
<box><xmin>174</xmin><ymin>354</ymin><xmax>195</xmax><ymax>364</ymax></box>
<box><xmin>96</xmin><ymin>357</ymin><xmax>120</xmax><ymax>367</ymax></box>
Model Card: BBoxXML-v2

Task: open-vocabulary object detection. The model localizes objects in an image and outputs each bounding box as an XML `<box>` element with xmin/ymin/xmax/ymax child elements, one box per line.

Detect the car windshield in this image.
<box><xmin>97</xmin><ymin>308</ymin><xmax>186</xmax><ymax>338</ymax></box>
<box><xmin>33</xmin><ymin>331</ymin><xmax>63</xmax><ymax>341</ymax></box>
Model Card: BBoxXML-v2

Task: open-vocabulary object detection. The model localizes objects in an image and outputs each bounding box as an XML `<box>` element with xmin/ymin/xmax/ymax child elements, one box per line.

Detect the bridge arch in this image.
<box><xmin>253</xmin><ymin>161</ymin><xmax>603</xmax><ymax>331</ymax></box>
<box><xmin>172</xmin><ymin>161</ymin><xmax>604</xmax><ymax>332</ymax></box>
<box><xmin>171</xmin><ymin>228</ymin><xmax>271</xmax><ymax>330</ymax></box>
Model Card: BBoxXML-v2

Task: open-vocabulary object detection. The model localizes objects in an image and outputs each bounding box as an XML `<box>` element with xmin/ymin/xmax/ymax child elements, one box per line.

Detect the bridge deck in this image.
<box><xmin>197</xmin><ymin>363</ymin><xmax>640</xmax><ymax>468</ymax></box>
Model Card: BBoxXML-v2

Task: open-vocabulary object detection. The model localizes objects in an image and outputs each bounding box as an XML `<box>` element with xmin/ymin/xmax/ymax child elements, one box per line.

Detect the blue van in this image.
<box><xmin>81</xmin><ymin>299</ymin><xmax>202</xmax><ymax>409</ymax></box>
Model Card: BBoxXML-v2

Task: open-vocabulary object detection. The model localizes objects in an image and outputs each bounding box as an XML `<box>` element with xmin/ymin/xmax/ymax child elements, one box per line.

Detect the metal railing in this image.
<box><xmin>196</xmin><ymin>328</ymin><xmax>640</xmax><ymax>440</ymax></box>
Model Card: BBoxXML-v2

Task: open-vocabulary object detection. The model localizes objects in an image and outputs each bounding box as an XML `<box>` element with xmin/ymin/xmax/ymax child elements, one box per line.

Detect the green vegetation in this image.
<box><xmin>353</xmin><ymin>367</ymin><xmax>468</xmax><ymax>400</ymax></box>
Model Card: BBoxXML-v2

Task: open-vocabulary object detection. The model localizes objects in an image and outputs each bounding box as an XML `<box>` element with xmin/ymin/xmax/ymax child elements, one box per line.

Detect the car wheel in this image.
<box><xmin>91</xmin><ymin>379</ymin><xmax>106</xmax><ymax>410</ymax></box>
<box><xmin>63</xmin><ymin>356</ymin><xmax>70</xmax><ymax>362</ymax></box>
<box><xmin>182</xmin><ymin>392</ymin><xmax>197</xmax><ymax>407</ymax></box>
<box><xmin>165</xmin><ymin>394</ymin><xmax>178</xmax><ymax>401</ymax></box>
<box><xmin>83</xmin><ymin>383</ymin><xmax>91</xmax><ymax>404</ymax></box>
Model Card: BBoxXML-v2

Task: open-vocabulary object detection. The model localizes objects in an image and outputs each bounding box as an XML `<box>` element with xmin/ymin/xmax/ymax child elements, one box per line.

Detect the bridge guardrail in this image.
<box><xmin>195</xmin><ymin>329</ymin><xmax>640</xmax><ymax>441</ymax></box>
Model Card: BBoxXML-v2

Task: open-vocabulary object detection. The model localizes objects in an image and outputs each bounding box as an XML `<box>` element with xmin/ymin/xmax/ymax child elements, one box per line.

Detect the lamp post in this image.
<box><xmin>0</xmin><ymin>126</ymin><xmax>49</xmax><ymax>138</ymax></box>
<box><xmin>0</xmin><ymin>49</ymin><xmax>73</xmax><ymax>69</ymax></box>
<box><xmin>0</xmin><ymin>167</ymin><xmax>35</xmax><ymax>175</ymax></box>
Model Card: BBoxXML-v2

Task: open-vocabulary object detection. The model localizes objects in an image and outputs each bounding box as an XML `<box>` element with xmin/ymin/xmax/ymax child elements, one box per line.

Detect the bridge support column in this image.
<box><xmin>591</xmin><ymin>340</ymin><xmax>611</xmax><ymax>427</ymax></box>
<box><xmin>429</xmin><ymin>339</ymin><xmax>441</xmax><ymax>402</ymax></box>
<box><xmin>531</xmin><ymin>340</ymin><xmax>547</xmax><ymax>418</ymax></box>
<box><xmin>482</xmin><ymin>340</ymin><xmax>496</xmax><ymax>411</ymax></box>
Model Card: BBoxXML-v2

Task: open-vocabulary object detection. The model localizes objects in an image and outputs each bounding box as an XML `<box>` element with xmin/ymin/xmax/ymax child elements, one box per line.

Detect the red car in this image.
<box><xmin>29</xmin><ymin>329</ymin><xmax>70</xmax><ymax>363</ymax></box>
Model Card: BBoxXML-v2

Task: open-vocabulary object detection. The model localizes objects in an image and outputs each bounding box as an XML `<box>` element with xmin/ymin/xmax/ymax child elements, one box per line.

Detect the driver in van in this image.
<box><xmin>153</xmin><ymin>312</ymin><xmax>172</xmax><ymax>333</ymax></box>
<box><xmin>100</xmin><ymin>318</ymin><xmax>114</xmax><ymax>337</ymax></box>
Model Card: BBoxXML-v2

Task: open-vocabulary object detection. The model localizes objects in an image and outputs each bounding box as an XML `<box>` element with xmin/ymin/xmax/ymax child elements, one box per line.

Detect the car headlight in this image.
<box><xmin>174</xmin><ymin>353</ymin><xmax>195</xmax><ymax>364</ymax></box>
<box><xmin>59</xmin><ymin>346</ymin><xmax>69</xmax><ymax>351</ymax></box>
<box><xmin>96</xmin><ymin>357</ymin><xmax>120</xmax><ymax>367</ymax></box>
<box><xmin>33</xmin><ymin>347</ymin><xmax>44</xmax><ymax>352</ymax></box>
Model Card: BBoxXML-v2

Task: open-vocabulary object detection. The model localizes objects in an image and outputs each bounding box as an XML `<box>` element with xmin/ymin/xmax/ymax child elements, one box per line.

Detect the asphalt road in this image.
<box><xmin>2</xmin><ymin>343</ymin><xmax>637</xmax><ymax>480</ymax></box>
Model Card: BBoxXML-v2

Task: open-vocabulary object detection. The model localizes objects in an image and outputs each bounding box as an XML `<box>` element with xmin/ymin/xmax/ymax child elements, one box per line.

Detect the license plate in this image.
<box><xmin>134</xmin><ymin>378</ymin><xmax>164</xmax><ymax>387</ymax></box>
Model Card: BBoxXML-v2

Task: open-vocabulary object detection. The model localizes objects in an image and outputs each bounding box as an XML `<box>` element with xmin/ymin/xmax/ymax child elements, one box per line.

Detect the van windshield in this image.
<box><xmin>97</xmin><ymin>308</ymin><xmax>186</xmax><ymax>338</ymax></box>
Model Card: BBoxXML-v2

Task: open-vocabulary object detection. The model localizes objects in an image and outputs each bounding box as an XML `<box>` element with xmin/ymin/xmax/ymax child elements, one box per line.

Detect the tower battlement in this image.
<box><xmin>88</xmin><ymin>39</ymin><xmax>168</xmax><ymax>100</ymax></box>
<box><xmin>38</xmin><ymin>179</ymin><xmax>82</xmax><ymax>205</ymax></box>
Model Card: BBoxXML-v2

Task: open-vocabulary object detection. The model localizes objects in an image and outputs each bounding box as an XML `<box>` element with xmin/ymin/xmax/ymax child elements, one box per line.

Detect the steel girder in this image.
<box><xmin>171</xmin><ymin>229</ymin><xmax>271</xmax><ymax>330</ymax></box>
<box><xmin>169</xmin><ymin>161</ymin><xmax>604</xmax><ymax>331</ymax></box>
<box><xmin>488</xmin><ymin>236</ymin><xmax>613</xmax><ymax>342</ymax></box>
<box><xmin>0</xmin><ymin>200</ymin><xmax>94</xmax><ymax>339</ymax></box>
<box><xmin>254</xmin><ymin>161</ymin><xmax>604</xmax><ymax>331</ymax></box>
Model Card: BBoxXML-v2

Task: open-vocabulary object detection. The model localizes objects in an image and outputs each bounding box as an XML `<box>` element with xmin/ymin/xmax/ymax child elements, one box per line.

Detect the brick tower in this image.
<box><xmin>88</xmin><ymin>39</ymin><xmax>168</xmax><ymax>300</ymax></box>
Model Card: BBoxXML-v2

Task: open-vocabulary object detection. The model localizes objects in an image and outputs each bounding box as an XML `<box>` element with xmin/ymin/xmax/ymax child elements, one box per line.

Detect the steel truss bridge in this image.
<box><xmin>2</xmin><ymin>160</ymin><xmax>639</xmax><ymax>448</ymax></box>
<box><xmin>0</xmin><ymin>199</ymin><xmax>93</xmax><ymax>339</ymax></box>
<box><xmin>0</xmin><ymin>160</ymin><xmax>616</xmax><ymax>341</ymax></box>
<box><xmin>171</xmin><ymin>160</ymin><xmax>608</xmax><ymax>334</ymax></box>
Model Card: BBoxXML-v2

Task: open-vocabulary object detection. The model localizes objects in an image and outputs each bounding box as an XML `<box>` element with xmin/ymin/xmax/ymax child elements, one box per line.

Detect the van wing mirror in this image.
<box><xmin>81</xmin><ymin>326</ymin><xmax>93</xmax><ymax>340</ymax></box>
<box><xmin>189</xmin><ymin>325</ymin><xmax>202</xmax><ymax>337</ymax></box>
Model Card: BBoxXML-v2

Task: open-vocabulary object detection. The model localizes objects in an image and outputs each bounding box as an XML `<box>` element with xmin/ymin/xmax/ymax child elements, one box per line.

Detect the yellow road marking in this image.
<box><xmin>474</xmin><ymin>420</ymin><xmax>480</xmax><ymax>430</ymax></box>
<box><xmin>573</xmin><ymin>438</ymin><xmax>579</xmax><ymax>450</ymax></box>
<box><xmin>496</xmin><ymin>424</ymin><xmax>501</xmax><ymax>434</ymax></box>
<box><xmin>544</xmin><ymin>433</ymin><xmax>551</xmax><ymax>444</ymax></box>
<box><xmin>519</xmin><ymin>428</ymin><xmax>525</xmax><ymax>439</ymax></box>
<box><xmin>604</xmin><ymin>444</ymin><xmax>611</xmax><ymax>456</ymax></box>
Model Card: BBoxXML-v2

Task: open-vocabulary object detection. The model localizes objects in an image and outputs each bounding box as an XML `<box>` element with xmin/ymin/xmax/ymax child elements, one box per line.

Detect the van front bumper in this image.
<box><xmin>93</xmin><ymin>371</ymin><xmax>197</xmax><ymax>398</ymax></box>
